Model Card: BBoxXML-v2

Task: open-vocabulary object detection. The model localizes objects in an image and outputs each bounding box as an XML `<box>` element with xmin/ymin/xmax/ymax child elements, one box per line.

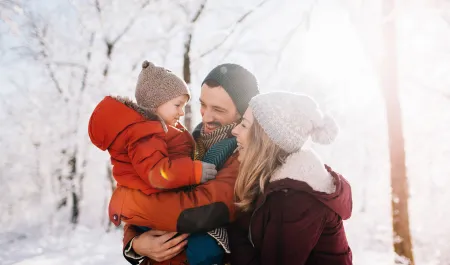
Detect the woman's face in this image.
<box><xmin>231</xmin><ymin>107</ymin><xmax>254</xmax><ymax>162</ymax></box>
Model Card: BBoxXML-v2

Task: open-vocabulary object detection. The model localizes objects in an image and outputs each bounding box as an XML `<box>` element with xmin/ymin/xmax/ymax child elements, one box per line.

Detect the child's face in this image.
<box><xmin>156</xmin><ymin>94</ymin><xmax>189</xmax><ymax>126</ymax></box>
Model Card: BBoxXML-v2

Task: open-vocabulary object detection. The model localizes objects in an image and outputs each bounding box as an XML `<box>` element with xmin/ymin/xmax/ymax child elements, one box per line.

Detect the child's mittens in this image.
<box><xmin>200</xmin><ymin>162</ymin><xmax>217</xmax><ymax>183</ymax></box>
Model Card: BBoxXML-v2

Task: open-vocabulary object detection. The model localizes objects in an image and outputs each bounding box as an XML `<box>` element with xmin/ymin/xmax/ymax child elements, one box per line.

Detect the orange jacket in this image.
<box><xmin>88</xmin><ymin>96</ymin><xmax>203</xmax><ymax>195</ymax></box>
<box><xmin>119</xmin><ymin>152</ymin><xmax>239</xmax><ymax>265</ymax></box>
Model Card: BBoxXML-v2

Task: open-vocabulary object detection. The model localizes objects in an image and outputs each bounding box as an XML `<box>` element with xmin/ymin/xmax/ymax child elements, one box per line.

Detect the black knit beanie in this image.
<box><xmin>202</xmin><ymin>63</ymin><xmax>259</xmax><ymax>115</ymax></box>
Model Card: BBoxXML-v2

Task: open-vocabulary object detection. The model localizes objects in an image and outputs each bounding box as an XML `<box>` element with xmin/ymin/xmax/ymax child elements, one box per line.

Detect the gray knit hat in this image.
<box><xmin>249</xmin><ymin>91</ymin><xmax>339</xmax><ymax>153</ymax></box>
<box><xmin>202</xmin><ymin>63</ymin><xmax>259</xmax><ymax>115</ymax></box>
<box><xmin>135</xmin><ymin>61</ymin><xmax>190</xmax><ymax>110</ymax></box>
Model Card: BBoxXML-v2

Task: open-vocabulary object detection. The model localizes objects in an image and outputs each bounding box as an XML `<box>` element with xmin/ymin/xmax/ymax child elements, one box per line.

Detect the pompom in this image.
<box><xmin>142</xmin><ymin>60</ymin><xmax>152</xmax><ymax>69</ymax></box>
<box><xmin>311</xmin><ymin>114</ymin><xmax>339</xmax><ymax>145</ymax></box>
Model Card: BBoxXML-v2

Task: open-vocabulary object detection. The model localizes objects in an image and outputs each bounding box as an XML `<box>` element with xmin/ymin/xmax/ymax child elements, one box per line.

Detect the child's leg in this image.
<box><xmin>186</xmin><ymin>233</ymin><xmax>224</xmax><ymax>265</ymax></box>
<box><xmin>135</xmin><ymin>226</ymin><xmax>151</xmax><ymax>233</ymax></box>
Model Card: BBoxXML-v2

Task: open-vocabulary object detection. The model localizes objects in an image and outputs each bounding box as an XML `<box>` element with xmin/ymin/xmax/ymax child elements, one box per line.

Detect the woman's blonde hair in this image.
<box><xmin>234</xmin><ymin>120</ymin><xmax>288</xmax><ymax>212</ymax></box>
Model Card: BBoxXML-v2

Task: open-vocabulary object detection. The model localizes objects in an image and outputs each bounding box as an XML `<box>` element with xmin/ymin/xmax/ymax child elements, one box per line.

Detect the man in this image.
<box><xmin>110</xmin><ymin>63</ymin><xmax>259</xmax><ymax>264</ymax></box>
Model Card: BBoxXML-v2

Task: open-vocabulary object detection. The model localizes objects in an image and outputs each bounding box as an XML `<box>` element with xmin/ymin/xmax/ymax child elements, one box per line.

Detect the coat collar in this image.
<box><xmin>268</xmin><ymin>149</ymin><xmax>336</xmax><ymax>194</ymax></box>
<box><xmin>112</xmin><ymin>96</ymin><xmax>167</xmax><ymax>132</ymax></box>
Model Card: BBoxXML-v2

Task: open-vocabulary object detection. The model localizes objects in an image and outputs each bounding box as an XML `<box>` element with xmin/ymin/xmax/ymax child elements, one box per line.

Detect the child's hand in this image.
<box><xmin>200</xmin><ymin>162</ymin><xmax>217</xmax><ymax>183</ymax></box>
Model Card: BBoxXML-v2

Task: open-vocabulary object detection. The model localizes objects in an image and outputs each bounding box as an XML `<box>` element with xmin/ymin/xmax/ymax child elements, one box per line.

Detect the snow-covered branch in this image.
<box><xmin>199</xmin><ymin>0</ymin><xmax>270</xmax><ymax>58</ymax></box>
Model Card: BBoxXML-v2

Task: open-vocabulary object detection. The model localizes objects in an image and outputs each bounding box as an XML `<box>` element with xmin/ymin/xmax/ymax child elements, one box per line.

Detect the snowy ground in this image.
<box><xmin>0</xmin><ymin>226</ymin><xmax>124</xmax><ymax>265</ymax></box>
<box><xmin>0</xmin><ymin>224</ymin><xmax>395</xmax><ymax>265</ymax></box>
<box><xmin>1</xmin><ymin>202</ymin><xmax>447</xmax><ymax>265</ymax></box>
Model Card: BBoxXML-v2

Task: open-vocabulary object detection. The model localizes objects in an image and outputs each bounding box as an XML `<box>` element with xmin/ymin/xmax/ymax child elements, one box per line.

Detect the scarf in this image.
<box><xmin>194</xmin><ymin>122</ymin><xmax>237</xmax><ymax>161</ymax></box>
<box><xmin>191</xmin><ymin>123</ymin><xmax>238</xmax><ymax>254</ymax></box>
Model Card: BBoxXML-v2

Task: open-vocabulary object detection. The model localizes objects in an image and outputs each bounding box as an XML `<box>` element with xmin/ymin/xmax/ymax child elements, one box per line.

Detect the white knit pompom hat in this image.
<box><xmin>249</xmin><ymin>91</ymin><xmax>339</xmax><ymax>153</ymax></box>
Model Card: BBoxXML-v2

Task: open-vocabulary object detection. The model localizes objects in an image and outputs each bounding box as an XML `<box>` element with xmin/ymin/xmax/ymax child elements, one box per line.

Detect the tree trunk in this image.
<box><xmin>68</xmin><ymin>151</ymin><xmax>80</xmax><ymax>224</ymax></box>
<box><xmin>381</xmin><ymin>0</ymin><xmax>415</xmax><ymax>264</ymax></box>
<box><xmin>183</xmin><ymin>33</ymin><xmax>193</xmax><ymax>131</ymax></box>
<box><xmin>181</xmin><ymin>1</ymin><xmax>207</xmax><ymax>132</ymax></box>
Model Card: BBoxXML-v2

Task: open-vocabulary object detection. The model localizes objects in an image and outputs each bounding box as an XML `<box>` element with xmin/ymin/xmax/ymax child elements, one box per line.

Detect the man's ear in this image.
<box><xmin>235</xmin><ymin>113</ymin><xmax>242</xmax><ymax>124</ymax></box>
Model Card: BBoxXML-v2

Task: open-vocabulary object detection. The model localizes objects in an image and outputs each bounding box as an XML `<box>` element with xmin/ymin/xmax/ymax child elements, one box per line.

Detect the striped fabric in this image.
<box><xmin>194</xmin><ymin>137</ymin><xmax>206</xmax><ymax>161</ymax></box>
<box><xmin>193</xmin><ymin>123</ymin><xmax>238</xmax><ymax>254</ymax></box>
<box><xmin>207</xmin><ymin>227</ymin><xmax>230</xmax><ymax>254</ymax></box>
<box><xmin>203</xmin><ymin>137</ymin><xmax>237</xmax><ymax>254</ymax></box>
<box><xmin>202</xmin><ymin>137</ymin><xmax>237</xmax><ymax>170</ymax></box>
<box><xmin>200</xmin><ymin>122</ymin><xmax>237</xmax><ymax>150</ymax></box>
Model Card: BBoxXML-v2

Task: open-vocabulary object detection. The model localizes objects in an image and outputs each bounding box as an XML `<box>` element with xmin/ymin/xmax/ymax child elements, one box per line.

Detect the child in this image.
<box><xmin>88</xmin><ymin>61</ymin><xmax>224</xmax><ymax>265</ymax></box>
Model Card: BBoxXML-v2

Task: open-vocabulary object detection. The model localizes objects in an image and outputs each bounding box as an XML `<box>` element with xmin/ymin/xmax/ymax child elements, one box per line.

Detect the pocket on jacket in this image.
<box><xmin>109</xmin><ymin>186</ymin><xmax>126</xmax><ymax>226</ymax></box>
<box><xmin>109</xmin><ymin>186</ymin><xmax>155</xmax><ymax>228</ymax></box>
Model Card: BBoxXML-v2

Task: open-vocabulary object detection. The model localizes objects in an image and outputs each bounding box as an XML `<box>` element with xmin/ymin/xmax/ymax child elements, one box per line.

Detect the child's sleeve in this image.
<box><xmin>127</xmin><ymin>122</ymin><xmax>203</xmax><ymax>189</ymax></box>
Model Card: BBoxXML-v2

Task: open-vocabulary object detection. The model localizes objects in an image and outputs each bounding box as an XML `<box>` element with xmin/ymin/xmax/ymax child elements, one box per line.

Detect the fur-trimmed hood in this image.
<box><xmin>113</xmin><ymin>96</ymin><xmax>167</xmax><ymax>131</ymax></box>
<box><xmin>88</xmin><ymin>96</ymin><xmax>167</xmax><ymax>151</ymax></box>
<box><xmin>266</xmin><ymin>149</ymin><xmax>352</xmax><ymax>220</ymax></box>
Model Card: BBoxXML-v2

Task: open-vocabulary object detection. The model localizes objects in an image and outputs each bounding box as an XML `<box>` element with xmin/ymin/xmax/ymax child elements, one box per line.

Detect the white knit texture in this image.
<box><xmin>270</xmin><ymin>149</ymin><xmax>336</xmax><ymax>194</ymax></box>
<box><xmin>249</xmin><ymin>91</ymin><xmax>338</xmax><ymax>153</ymax></box>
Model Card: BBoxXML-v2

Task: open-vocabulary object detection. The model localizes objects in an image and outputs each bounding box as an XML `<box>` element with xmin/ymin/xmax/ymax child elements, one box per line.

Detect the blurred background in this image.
<box><xmin>1</xmin><ymin>0</ymin><xmax>449</xmax><ymax>264</ymax></box>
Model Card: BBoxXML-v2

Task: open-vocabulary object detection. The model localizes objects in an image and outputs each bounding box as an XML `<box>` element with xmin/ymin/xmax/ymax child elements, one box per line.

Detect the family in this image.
<box><xmin>88</xmin><ymin>61</ymin><xmax>353</xmax><ymax>265</ymax></box>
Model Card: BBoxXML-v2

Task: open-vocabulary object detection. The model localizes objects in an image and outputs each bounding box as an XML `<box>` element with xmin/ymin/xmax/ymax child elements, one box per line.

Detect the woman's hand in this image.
<box><xmin>133</xmin><ymin>229</ymin><xmax>189</xmax><ymax>262</ymax></box>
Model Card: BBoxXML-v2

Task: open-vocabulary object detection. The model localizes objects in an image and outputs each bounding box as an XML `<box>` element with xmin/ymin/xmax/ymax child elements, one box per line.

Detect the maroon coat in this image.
<box><xmin>228</xmin><ymin>150</ymin><xmax>352</xmax><ymax>265</ymax></box>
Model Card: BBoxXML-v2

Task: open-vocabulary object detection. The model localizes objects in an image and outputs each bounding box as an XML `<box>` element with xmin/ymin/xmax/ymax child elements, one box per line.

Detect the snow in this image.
<box><xmin>0</xmin><ymin>226</ymin><xmax>125</xmax><ymax>265</ymax></box>
<box><xmin>1</xmin><ymin>0</ymin><xmax>450</xmax><ymax>264</ymax></box>
<box><xmin>0</xmin><ymin>224</ymin><xmax>391</xmax><ymax>265</ymax></box>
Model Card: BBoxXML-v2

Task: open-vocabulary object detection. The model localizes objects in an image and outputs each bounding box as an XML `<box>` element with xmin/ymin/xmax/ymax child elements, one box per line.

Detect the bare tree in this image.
<box><xmin>342</xmin><ymin>0</ymin><xmax>415</xmax><ymax>262</ymax></box>
<box><xmin>3</xmin><ymin>0</ymin><xmax>274</xmax><ymax>229</ymax></box>
<box><xmin>179</xmin><ymin>0</ymin><xmax>207</xmax><ymax>131</ymax></box>
<box><xmin>380</xmin><ymin>0</ymin><xmax>415</xmax><ymax>263</ymax></box>
<box><xmin>93</xmin><ymin>0</ymin><xmax>152</xmax><ymax>78</ymax></box>
<box><xmin>179</xmin><ymin>0</ymin><xmax>269</xmax><ymax>130</ymax></box>
<box><xmin>23</xmin><ymin>14</ymin><xmax>96</xmax><ymax>224</ymax></box>
<box><xmin>15</xmin><ymin>0</ymin><xmax>159</xmax><ymax>225</ymax></box>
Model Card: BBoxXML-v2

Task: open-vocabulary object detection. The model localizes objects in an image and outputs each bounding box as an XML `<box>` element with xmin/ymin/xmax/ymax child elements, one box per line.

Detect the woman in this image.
<box><xmin>229</xmin><ymin>91</ymin><xmax>352</xmax><ymax>265</ymax></box>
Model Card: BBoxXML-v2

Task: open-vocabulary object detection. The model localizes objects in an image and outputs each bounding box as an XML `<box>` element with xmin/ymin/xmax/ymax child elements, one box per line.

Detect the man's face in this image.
<box><xmin>200</xmin><ymin>84</ymin><xmax>240</xmax><ymax>134</ymax></box>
